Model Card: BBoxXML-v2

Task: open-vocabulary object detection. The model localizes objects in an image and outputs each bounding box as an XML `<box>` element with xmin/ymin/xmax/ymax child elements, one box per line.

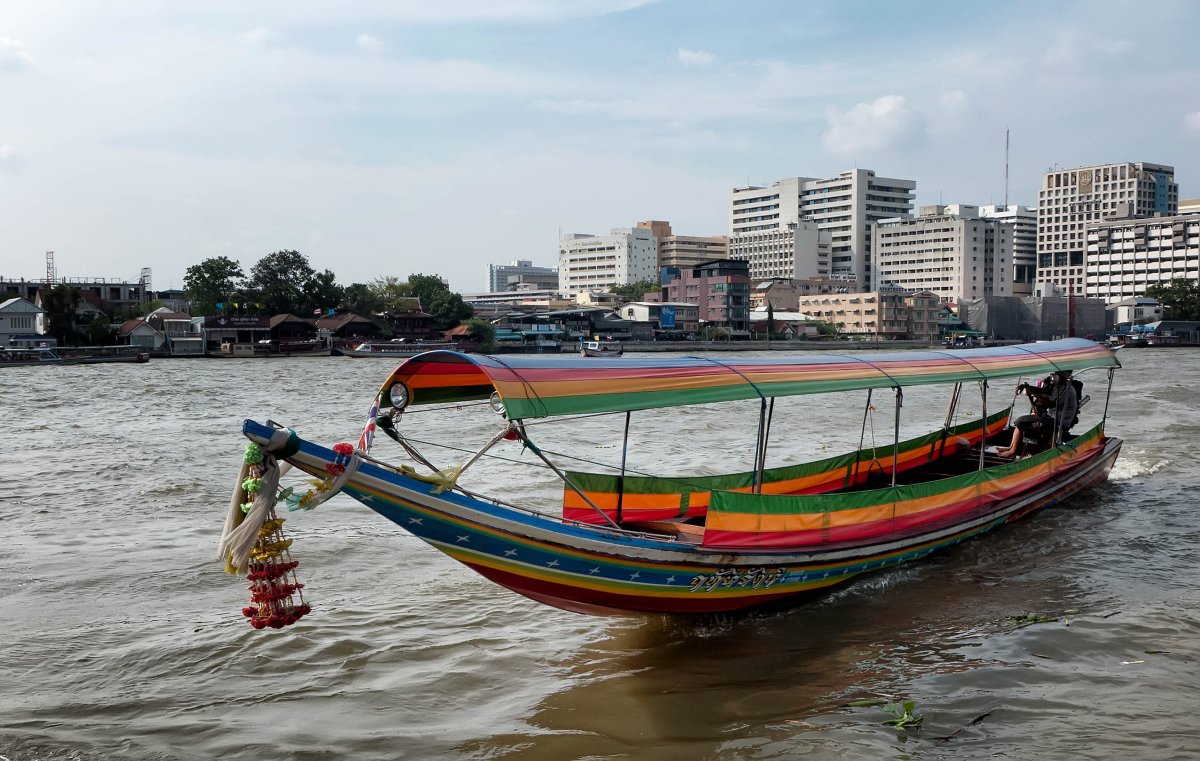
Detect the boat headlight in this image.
<box><xmin>387</xmin><ymin>382</ymin><xmax>410</xmax><ymax>410</ymax></box>
<box><xmin>489</xmin><ymin>391</ymin><xmax>506</xmax><ymax>415</ymax></box>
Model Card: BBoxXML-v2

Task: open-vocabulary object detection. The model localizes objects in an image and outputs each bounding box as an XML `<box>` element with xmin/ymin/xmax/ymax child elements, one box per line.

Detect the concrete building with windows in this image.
<box><xmin>792</xmin><ymin>290</ymin><xmax>939</xmax><ymax>340</ymax></box>
<box><xmin>728</xmin><ymin>218</ymin><xmax>830</xmax><ymax>280</ymax></box>
<box><xmin>558</xmin><ymin>227</ymin><xmax>658</xmax><ymax>296</ymax></box>
<box><xmin>978</xmin><ymin>204</ymin><xmax>1037</xmax><ymax>295</ymax></box>
<box><xmin>730</xmin><ymin>169</ymin><xmax>916</xmax><ymax>288</ymax></box>
<box><xmin>873</xmin><ymin>205</ymin><xmax>1013</xmax><ymax>302</ymax></box>
<box><xmin>1036</xmin><ymin>162</ymin><xmax>1177</xmax><ymax>293</ymax></box>
<box><xmin>662</xmin><ymin>259</ymin><xmax>751</xmax><ymax>335</ymax></box>
<box><xmin>1086</xmin><ymin>213</ymin><xmax>1200</xmax><ymax>303</ymax></box>
<box><xmin>487</xmin><ymin>260</ymin><xmax>559</xmax><ymax>293</ymax></box>
<box><xmin>749</xmin><ymin>277</ymin><xmax>861</xmax><ymax>311</ymax></box>
<box><xmin>635</xmin><ymin>220</ymin><xmax>728</xmax><ymax>270</ymax></box>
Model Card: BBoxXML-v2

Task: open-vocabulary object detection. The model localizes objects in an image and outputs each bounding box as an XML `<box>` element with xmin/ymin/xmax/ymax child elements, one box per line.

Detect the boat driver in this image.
<box><xmin>991</xmin><ymin>370</ymin><xmax>1079</xmax><ymax>459</ymax></box>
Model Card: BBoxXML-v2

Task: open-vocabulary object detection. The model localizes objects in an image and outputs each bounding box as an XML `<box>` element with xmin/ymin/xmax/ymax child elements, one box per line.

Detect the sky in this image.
<box><xmin>2</xmin><ymin>0</ymin><xmax>1199</xmax><ymax>294</ymax></box>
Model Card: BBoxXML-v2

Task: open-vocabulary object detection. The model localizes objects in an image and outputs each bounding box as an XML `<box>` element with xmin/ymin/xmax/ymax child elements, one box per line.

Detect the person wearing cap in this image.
<box><xmin>991</xmin><ymin>370</ymin><xmax>1079</xmax><ymax>459</ymax></box>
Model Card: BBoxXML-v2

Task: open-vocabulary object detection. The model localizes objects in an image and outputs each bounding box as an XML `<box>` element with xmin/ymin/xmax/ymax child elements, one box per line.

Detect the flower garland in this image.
<box><xmin>237</xmin><ymin>442</ymin><xmax>311</xmax><ymax>629</ymax></box>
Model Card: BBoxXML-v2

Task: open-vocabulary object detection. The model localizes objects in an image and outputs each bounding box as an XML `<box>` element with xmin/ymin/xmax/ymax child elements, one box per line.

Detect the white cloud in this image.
<box><xmin>939</xmin><ymin>90</ymin><xmax>966</xmax><ymax>111</ymax></box>
<box><xmin>1186</xmin><ymin>111</ymin><xmax>1200</xmax><ymax>132</ymax></box>
<box><xmin>356</xmin><ymin>34</ymin><xmax>385</xmax><ymax>56</ymax></box>
<box><xmin>0</xmin><ymin>36</ymin><xmax>34</xmax><ymax>72</ymax></box>
<box><xmin>241</xmin><ymin>28</ymin><xmax>277</xmax><ymax>47</ymax></box>
<box><xmin>676</xmin><ymin>48</ymin><xmax>715</xmax><ymax>67</ymax></box>
<box><xmin>1043</xmin><ymin>31</ymin><xmax>1135</xmax><ymax>66</ymax></box>
<box><xmin>0</xmin><ymin>144</ymin><xmax>22</xmax><ymax>172</ymax></box>
<box><xmin>822</xmin><ymin>95</ymin><xmax>922</xmax><ymax>154</ymax></box>
<box><xmin>535</xmin><ymin>97</ymin><xmax>649</xmax><ymax>120</ymax></box>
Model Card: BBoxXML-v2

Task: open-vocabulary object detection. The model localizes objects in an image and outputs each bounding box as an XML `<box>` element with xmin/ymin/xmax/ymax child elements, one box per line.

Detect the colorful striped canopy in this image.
<box><xmin>378</xmin><ymin>338</ymin><xmax>1119</xmax><ymax>421</ymax></box>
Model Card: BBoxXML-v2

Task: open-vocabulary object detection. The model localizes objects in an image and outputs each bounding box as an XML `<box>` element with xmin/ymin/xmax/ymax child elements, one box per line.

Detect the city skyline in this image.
<box><xmin>3</xmin><ymin>1</ymin><xmax>1199</xmax><ymax>293</ymax></box>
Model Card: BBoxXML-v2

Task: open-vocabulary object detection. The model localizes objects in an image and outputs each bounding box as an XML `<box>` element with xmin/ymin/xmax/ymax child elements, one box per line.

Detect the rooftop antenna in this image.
<box><xmin>1004</xmin><ymin>128</ymin><xmax>1010</xmax><ymax>208</ymax></box>
<box><xmin>45</xmin><ymin>251</ymin><xmax>55</xmax><ymax>283</ymax></box>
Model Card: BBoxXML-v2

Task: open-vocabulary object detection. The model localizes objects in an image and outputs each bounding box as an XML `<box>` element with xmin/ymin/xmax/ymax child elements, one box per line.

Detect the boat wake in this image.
<box><xmin>1108</xmin><ymin>450</ymin><xmax>1168</xmax><ymax>481</ymax></box>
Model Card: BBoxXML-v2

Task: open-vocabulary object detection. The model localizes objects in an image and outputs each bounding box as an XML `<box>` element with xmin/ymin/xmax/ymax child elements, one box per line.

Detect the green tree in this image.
<box><xmin>394</xmin><ymin>273</ymin><xmax>473</xmax><ymax>330</ymax></box>
<box><xmin>341</xmin><ymin>283</ymin><xmax>383</xmax><ymax>315</ymax></box>
<box><xmin>247</xmin><ymin>250</ymin><xmax>316</xmax><ymax>315</ymax></box>
<box><xmin>113</xmin><ymin>299</ymin><xmax>164</xmax><ymax>321</ymax></box>
<box><xmin>1145</xmin><ymin>278</ymin><xmax>1200</xmax><ymax>320</ymax></box>
<box><xmin>463</xmin><ymin>318</ymin><xmax>495</xmax><ymax>349</ymax></box>
<box><xmin>84</xmin><ymin>315</ymin><xmax>116</xmax><ymax>345</ymax></box>
<box><xmin>369</xmin><ymin>276</ymin><xmax>411</xmax><ymax>313</ymax></box>
<box><xmin>766</xmin><ymin>302</ymin><xmax>776</xmax><ymax>339</ymax></box>
<box><xmin>608</xmin><ymin>279</ymin><xmax>661</xmax><ymax>304</ymax></box>
<box><xmin>814</xmin><ymin>319</ymin><xmax>840</xmax><ymax>338</ymax></box>
<box><xmin>303</xmin><ymin>269</ymin><xmax>344</xmax><ymax>316</ymax></box>
<box><xmin>184</xmin><ymin>256</ymin><xmax>245</xmax><ymax>316</ymax></box>
<box><xmin>41</xmin><ymin>284</ymin><xmax>82</xmax><ymax>345</ymax></box>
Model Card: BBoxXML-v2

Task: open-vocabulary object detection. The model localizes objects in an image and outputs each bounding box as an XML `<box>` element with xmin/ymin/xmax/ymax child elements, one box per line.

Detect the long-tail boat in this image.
<box><xmin>223</xmin><ymin>338</ymin><xmax>1121</xmax><ymax>619</ymax></box>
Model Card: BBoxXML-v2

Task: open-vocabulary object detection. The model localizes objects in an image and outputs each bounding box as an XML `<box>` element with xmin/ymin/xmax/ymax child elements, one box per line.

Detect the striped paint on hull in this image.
<box><xmin>244</xmin><ymin>420</ymin><xmax>1121</xmax><ymax>615</ymax></box>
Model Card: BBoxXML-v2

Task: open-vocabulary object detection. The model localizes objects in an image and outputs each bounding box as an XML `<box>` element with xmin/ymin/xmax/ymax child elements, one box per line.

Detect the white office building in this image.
<box><xmin>1036</xmin><ymin>162</ymin><xmax>1177</xmax><ymax>292</ymax></box>
<box><xmin>558</xmin><ymin>227</ymin><xmax>659</xmax><ymax>295</ymax></box>
<box><xmin>1086</xmin><ymin>213</ymin><xmax>1200</xmax><ymax>303</ymax></box>
<box><xmin>728</xmin><ymin>218</ymin><xmax>830</xmax><ymax>280</ymax></box>
<box><xmin>978</xmin><ymin>204</ymin><xmax>1037</xmax><ymax>295</ymax></box>
<box><xmin>873</xmin><ymin>205</ymin><xmax>1012</xmax><ymax>302</ymax></box>
<box><xmin>730</xmin><ymin>169</ymin><xmax>916</xmax><ymax>288</ymax></box>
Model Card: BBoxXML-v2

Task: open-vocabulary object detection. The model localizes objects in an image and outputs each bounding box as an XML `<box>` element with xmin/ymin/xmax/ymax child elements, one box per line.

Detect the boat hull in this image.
<box><xmin>243</xmin><ymin>420</ymin><xmax>1121</xmax><ymax>616</ymax></box>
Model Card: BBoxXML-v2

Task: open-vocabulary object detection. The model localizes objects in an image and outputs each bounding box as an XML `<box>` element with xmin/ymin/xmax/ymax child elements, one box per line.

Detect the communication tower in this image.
<box><xmin>45</xmin><ymin>251</ymin><xmax>56</xmax><ymax>283</ymax></box>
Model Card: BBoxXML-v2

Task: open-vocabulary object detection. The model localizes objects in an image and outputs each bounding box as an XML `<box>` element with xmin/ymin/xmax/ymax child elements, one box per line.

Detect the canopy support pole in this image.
<box><xmin>454</xmin><ymin>424</ymin><xmax>516</xmax><ymax>480</ymax></box>
<box><xmin>851</xmin><ymin>389</ymin><xmax>874</xmax><ymax>486</ymax></box>
<box><xmin>936</xmin><ymin>382</ymin><xmax>962</xmax><ymax>460</ymax></box>
<box><xmin>518</xmin><ymin>429</ymin><xmax>621</xmax><ymax>530</ymax></box>
<box><xmin>891</xmin><ymin>387</ymin><xmax>903</xmax><ymax>488</ymax></box>
<box><xmin>1102</xmin><ymin>367</ymin><xmax>1115</xmax><ymax>424</ymax></box>
<box><xmin>754</xmin><ymin>398</ymin><xmax>775</xmax><ymax>494</ymax></box>
<box><xmin>616</xmin><ymin>411</ymin><xmax>631</xmax><ymax>524</ymax></box>
<box><xmin>978</xmin><ymin>380</ymin><xmax>989</xmax><ymax>471</ymax></box>
<box><xmin>751</xmin><ymin>399</ymin><xmax>768</xmax><ymax>493</ymax></box>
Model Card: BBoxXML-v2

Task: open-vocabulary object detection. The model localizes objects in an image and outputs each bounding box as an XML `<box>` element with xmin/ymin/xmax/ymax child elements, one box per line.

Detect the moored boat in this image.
<box><xmin>220</xmin><ymin>338</ymin><xmax>1122</xmax><ymax>622</ymax></box>
<box><xmin>0</xmin><ymin>347</ymin><xmax>67</xmax><ymax>367</ymax></box>
<box><xmin>58</xmin><ymin>345</ymin><xmax>151</xmax><ymax>364</ymax></box>
<box><xmin>339</xmin><ymin>339</ymin><xmax>456</xmax><ymax>358</ymax></box>
<box><xmin>580</xmin><ymin>339</ymin><xmax>624</xmax><ymax>357</ymax></box>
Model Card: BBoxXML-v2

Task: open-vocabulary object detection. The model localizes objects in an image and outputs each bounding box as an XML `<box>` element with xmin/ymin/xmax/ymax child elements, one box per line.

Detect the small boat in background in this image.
<box><xmin>339</xmin><ymin>339</ymin><xmax>456</xmax><ymax>358</ymax></box>
<box><xmin>0</xmin><ymin>347</ymin><xmax>67</xmax><ymax>367</ymax></box>
<box><xmin>59</xmin><ymin>345</ymin><xmax>151</xmax><ymax>364</ymax></box>
<box><xmin>580</xmin><ymin>339</ymin><xmax>623</xmax><ymax>357</ymax></box>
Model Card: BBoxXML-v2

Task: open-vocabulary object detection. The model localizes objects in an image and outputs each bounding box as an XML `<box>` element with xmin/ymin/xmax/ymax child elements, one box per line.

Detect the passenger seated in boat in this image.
<box><xmin>991</xmin><ymin>371</ymin><xmax>1079</xmax><ymax>459</ymax></box>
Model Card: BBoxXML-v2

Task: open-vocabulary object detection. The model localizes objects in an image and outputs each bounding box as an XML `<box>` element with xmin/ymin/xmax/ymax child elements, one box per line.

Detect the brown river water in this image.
<box><xmin>1</xmin><ymin>348</ymin><xmax>1197</xmax><ymax>760</ymax></box>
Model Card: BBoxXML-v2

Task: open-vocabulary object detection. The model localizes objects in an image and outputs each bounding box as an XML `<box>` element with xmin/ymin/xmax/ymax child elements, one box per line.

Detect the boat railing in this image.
<box><xmin>354</xmin><ymin>449</ymin><xmax>686</xmax><ymax>542</ymax></box>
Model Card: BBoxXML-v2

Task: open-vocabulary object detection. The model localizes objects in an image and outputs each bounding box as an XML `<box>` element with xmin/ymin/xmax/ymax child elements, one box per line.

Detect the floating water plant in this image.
<box><xmin>881</xmin><ymin>701</ymin><xmax>924</xmax><ymax>732</ymax></box>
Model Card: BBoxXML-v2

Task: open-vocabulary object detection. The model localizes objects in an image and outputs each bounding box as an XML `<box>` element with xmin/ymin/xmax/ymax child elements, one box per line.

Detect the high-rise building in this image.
<box><xmin>487</xmin><ymin>260</ymin><xmax>558</xmax><ymax>293</ymax></box>
<box><xmin>636</xmin><ymin>220</ymin><xmax>729</xmax><ymax>270</ymax></box>
<box><xmin>558</xmin><ymin>227</ymin><xmax>658</xmax><ymax>295</ymax></box>
<box><xmin>1036</xmin><ymin>162</ymin><xmax>1177</xmax><ymax>292</ymax></box>
<box><xmin>730</xmin><ymin>169</ymin><xmax>916</xmax><ymax>288</ymax></box>
<box><xmin>1087</xmin><ymin>213</ymin><xmax>1200</xmax><ymax>303</ymax></box>
<box><xmin>978</xmin><ymin>204</ymin><xmax>1037</xmax><ymax>295</ymax></box>
<box><xmin>873</xmin><ymin>205</ymin><xmax>1012</xmax><ymax>302</ymax></box>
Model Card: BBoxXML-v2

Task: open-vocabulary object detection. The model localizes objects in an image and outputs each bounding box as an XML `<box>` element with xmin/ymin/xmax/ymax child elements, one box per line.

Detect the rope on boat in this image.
<box><xmin>218</xmin><ymin>428</ymin><xmax>294</xmax><ymax>574</ymax></box>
